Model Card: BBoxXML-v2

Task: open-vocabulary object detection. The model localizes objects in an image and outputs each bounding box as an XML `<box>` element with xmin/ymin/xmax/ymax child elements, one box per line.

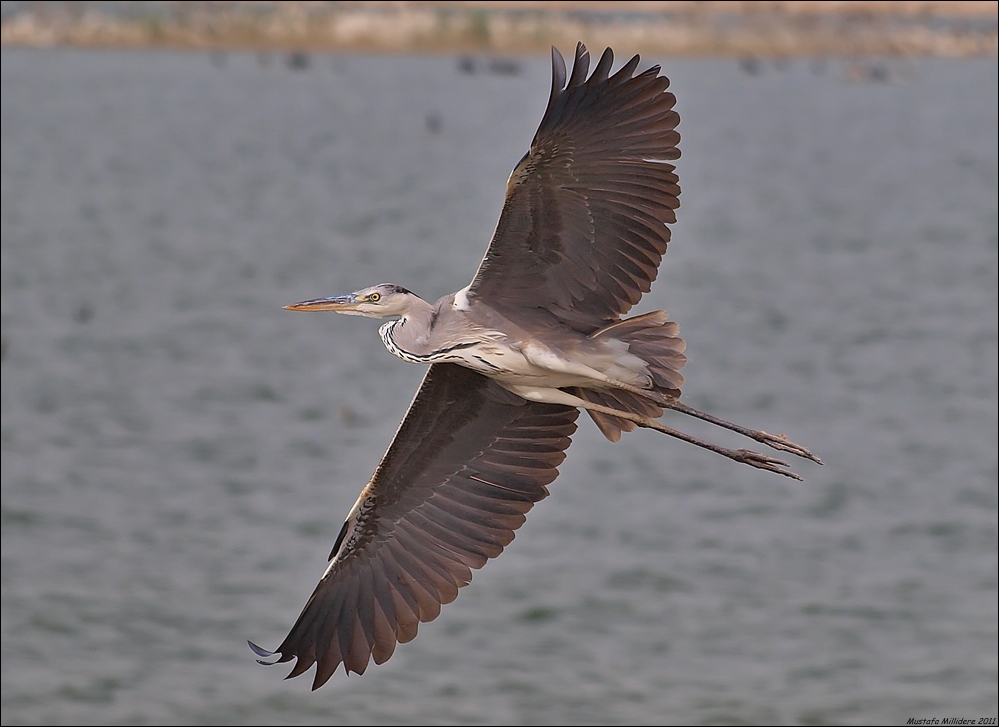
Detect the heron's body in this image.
<box><xmin>252</xmin><ymin>43</ymin><xmax>819</xmax><ymax>689</ymax></box>
<box><xmin>379</xmin><ymin>291</ymin><xmax>668</xmax><ymax>394</ymax></box>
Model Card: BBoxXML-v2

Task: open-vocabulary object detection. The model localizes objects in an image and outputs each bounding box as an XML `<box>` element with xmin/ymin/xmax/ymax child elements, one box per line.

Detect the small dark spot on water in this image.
<box><xmin>843</xmin><ymin>62</ymin><xmax>896</xmax><ymax>84</ymax></box>
<box><xmin>426</xmin><ymin>113</ymin><xmax>443</xmax><ymax>134</ymax></box>
<box><xmin>31</xmin><ymin>611</ymin><xmax>76</xmax><ymax>634</ymax></box>
<box><xmin>253</xmin><ymin>383</ymin><xmax>280</xmax><ymax>402</ymax></box>
<box><xmin>787</xmin><ymin>359</ymin><xmax>815</xmax><ymax>378</ymax></box>
<box><xmin>589</xmin><ymin>458</ymin><xmax>616</xmax><ymax>475</ymax></box>
<box><xmin>34</xmin><ymin>389</ymin><xmax>59</xmax><ymax>414</ymax></box>
<box><xmin>74</xmin><ymin>303</ymin><xmax>94</xmax><ymax>323</ymax></box>
<box><xmin>751</xmin><ymin>392</ymin><xmax>775</xmax><ymax>411</ymax></box>
<box><xmin>789</xmin><ymin>662</ymin><xmax>841</xmax><ymax>682</ymax></box>
<box><xmin>488</xmin><ymin>58</ymin><xmax>520</xmax><ymax>76</ymax></box>
<box><xmin>188</xmin><ymin>438</ymin><xmax>221</xmax><ymax>462</ymax></box>
<box><xmin>286</xmin><ymin>51</ymin><xmax>310</xmax><ymax>71</ymax></box>
<box><xmin>874</xmin><ymin>414</ymin><xmax>903</xmax><ymax>432</ymax></box>
<box><xmin>764</xmin><ymin>306</ymin><xmax>788</xmax><ymax>331</ymax></box>
<box><xmin>844</xmin><ymin>236</ymin><xmax>873</xmax><ymax>252</ymax></box>
<box><xmin>580</xmin><ymin>596</ymin><xmax>633</xmax><ymax>616</ymax></box>
<box><xmin>297</xmin><ymin>519</ymin><xmax>329</xmax><ymax>538</ymax></box>
<box><xmin>890</xmin><ymin>577</ymin><xmax>923</xmax><ymax>601</ymax></box>
<box><xmin>807</xmin><ymin>479</ymin><xmax>850</xmax><ymax>518</ymax></box>
<box><xmin>954</xmin><ymin>151</ymin><xmax>975</xmax><ymax>168</ymax></box>
<box><xmin>223</xmin><ymin>479</ymin><xmax>256</xmax><ymax>496</ymax></box>
<box><xmin>289</xmin><ymin>439</ymin><xmax>328</xmax><ymax>458</ymax></box>
<box><xmin>799</xmin><ymin>709</ymin><xmax>838</xmax><ymax>725</ymax></box>
<box><xmin>701</xmin><ymin>502</ymin><xmax>778</xmax><ymax>521</ymax></box>
<box><xmin>339</xmin><ymin>403</ymin><xmax>367</xmax><ymax>427</ymax></box>
<box><xmin>78</xmin><ymin>202</ymin><xmax>100</xmax><ymax>222</ymax></box>
<box><xmin>519</xmin><ymin>605</ymin><xmax>558</xmax><ymax>623</ymax></box>
<box><xmin>552</xmin><ymin>520</ymin><xmax>601</xmax><ymax>541</ymax></box>
<box><xmin>739</xmin><ymin>57</ymin><xmax>762</xmax><ymax>76</ymax></box>
<box><xmin>146</xmin><ymin>210</ymin><xmax>168</xmax><ymax>229</ymax></box>
<box><xmin>442</xmin><ymin>619</ymin><xmax>470</xmax><ymax>637</ymax></box>
<box><xmin>851</xmin><ymin>327</ymin><xmax>890</xmax><ymax>345</ymax></box>
<box><xmin>869</xmin><ymin>63</ymin><xmax>890</xmax><ymax>83</ymax></box>
<box><xmin>925</xmin><ymin>521</ymin><xmax>968</xmax><ymax>543</ymax></box>
<box><xmin>2</xmin><ymin>506</ymin><xmax>42</xmax><ymax>526</ymax></box>
<box><xmin>606</xmin><ymin>568</ymin><xmax>690</xmax><ymax>594</ymax></box>
<box><xmin>497</xmin><ymin>677</ymin><xmax>540</xmax><ymax>695</ymax></box>
<box><xmin>899</xmin><ymin>665</ymin><xmax>968</xmax><ymax>685</ymax></box>
<box><xmin>59</xmin><ymin>677</ymin><xmax>123</xmax><ymax>705</ymax></box>
<box><xmin>340</xmin><ymin>209</ymin><xmax>404</xmax><ymax>238</ymax></box>
<box><xmin>800</xmin><ymin>603</ymin><xmax>906</xmax><ymax>624</ymax></box>
<box><xmin>921</xmin><ymin>225</ymin><xmax>964</xmax><ymax>244</ymax></box>
<box><xmin>298</xmin><ymin>406</ymin><xmax>326</xmax><ymax>421</ymax></box>
<box><xmin>210</xmin><ymin>51</ymin><xmax>226</xmax><ymax>68</ymax></box>
<box><xmin>456</xmin><ymin>56</ymin><xmax>520</xmax><ymax>76</ymax></box>
<box><xmin>955</xmin><ymin>486</ymin><xmax>996</xmax><ymax>509</ymax></box>
<box><xmin>700</xmin><ymin>710</ymin><xmax>751</xmax><ymax>726</ymax></box>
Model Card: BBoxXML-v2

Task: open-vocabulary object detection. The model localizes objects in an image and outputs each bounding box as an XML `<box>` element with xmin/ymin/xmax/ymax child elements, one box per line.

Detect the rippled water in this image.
<box><xmin>2</xmin><ymin>48</ymin><xmax>996</xmax><ymax>725</ymax></box>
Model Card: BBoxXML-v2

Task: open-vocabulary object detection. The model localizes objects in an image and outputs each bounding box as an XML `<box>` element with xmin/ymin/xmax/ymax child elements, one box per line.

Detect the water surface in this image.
<box><xmin>2</xmin><ymin>49</ymin><xmax>997</xmax><ymax>725</ymax></box>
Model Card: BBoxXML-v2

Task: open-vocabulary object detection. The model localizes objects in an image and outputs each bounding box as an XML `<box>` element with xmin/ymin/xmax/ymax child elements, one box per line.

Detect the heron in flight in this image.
<box><xmin>250</xmin><ymin>43</ymin><xmax>819</xmax><ymax>689</ymax></box>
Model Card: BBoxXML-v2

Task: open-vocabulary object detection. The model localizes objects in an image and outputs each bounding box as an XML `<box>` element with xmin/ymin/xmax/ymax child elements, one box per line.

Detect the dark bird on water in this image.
<box><xmin>249</xmin><ymin>43</ymin><xmax>820</xmax><ymax>689</ymax></box>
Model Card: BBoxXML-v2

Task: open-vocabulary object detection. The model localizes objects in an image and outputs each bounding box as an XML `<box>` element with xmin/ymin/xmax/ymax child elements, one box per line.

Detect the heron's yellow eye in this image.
<box><xmin>368</xmin><ymin>292</ymin><xmax>381</xmax><ymax>302</ymax></box>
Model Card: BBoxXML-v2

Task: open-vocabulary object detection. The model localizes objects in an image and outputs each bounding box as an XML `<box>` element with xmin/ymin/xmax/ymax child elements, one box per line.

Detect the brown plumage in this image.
<box><xmin>469</xmin><ymin>46</ymin><xmax>680</xmax><ymax>332</ymax></box>
<box><xmin>253</xmin><ymin>365</ymin><xmax>577</xmax><ymax>687</ymax></box>
<box><xmin>253</xmin><ymin>43</ymin><xmax>819</xmax><ymax>690</ymax></box>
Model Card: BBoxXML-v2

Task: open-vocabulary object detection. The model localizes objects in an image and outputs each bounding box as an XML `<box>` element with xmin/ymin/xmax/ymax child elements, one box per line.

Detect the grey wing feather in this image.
<box><xmin>467</xmin><ymin>43</ymin><xmax>681</xmax><ymax>333</ymax></box>
<box><xmin>254</xmin><ymin>363</ymin><xmax>578</xmax><ymax>689</ymax></box>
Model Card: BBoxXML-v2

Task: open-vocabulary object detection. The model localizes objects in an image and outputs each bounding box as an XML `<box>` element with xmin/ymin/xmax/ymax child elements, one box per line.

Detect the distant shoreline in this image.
<box><xmin>2</xmin><ymin>1</ymin><xmax>997</xmax><ymax>57</ymax></box>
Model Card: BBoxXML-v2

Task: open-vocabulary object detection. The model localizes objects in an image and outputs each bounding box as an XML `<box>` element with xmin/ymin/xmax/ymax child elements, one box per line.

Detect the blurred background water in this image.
<box><xmin>1</xmin><ymin>48</ymin><xmax>996</xmax><ymax>725</ymax></box>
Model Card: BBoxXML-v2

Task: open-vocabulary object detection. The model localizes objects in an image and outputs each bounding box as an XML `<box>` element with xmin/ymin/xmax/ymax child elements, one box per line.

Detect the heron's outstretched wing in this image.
<box><xmin>251</xmin><ymin>363</ymin><xmax>578</xmax><ymax>689</ymax></box>
<box><xmin>466</xmin><ymin>43</ymin><xmax>680</xmax><ymax>333</ymax></box>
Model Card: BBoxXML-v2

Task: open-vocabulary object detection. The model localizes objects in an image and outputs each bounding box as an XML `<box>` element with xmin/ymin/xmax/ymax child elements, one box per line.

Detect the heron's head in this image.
<box><xmin>284</xmin><ymin>284</ymin><xmax>418</xmax><ymax>319</ymax></box>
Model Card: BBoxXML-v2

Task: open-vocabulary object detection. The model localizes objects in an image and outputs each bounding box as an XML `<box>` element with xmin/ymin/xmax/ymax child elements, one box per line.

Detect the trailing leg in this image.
<box><xmin>659</xmin><ymin>397</ymin><xmax>821</xmax><ymax>464</ymax></box>
<box><xmin>574</xmin><ymin>397</ymin><xmax>804</xmax><ymax>481</ymax></box>
<box><xmin>607</xmin><ymin>381</ymin><xmax>821</xmax><ymax>465</ymax></box>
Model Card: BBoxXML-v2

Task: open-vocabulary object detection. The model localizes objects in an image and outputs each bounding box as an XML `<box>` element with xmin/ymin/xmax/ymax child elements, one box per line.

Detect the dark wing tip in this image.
<box><xmin>589</xmin><ymin>46</ymin><xmax>614</xmax><ymax>85</ymax></box>
<box><xmin>550</xmin><ymin>45</ymin><xmax>568</xmax><ymax>99</ymax></box>
<box><xmin>247</xmin><ymin>640</ymin><xmax>275</xmax><ymax>657</ymax></box>
<box><xmin>567</xmin><ymin>42</ymin><xmax>591</xmax><ymax>89</ymax></box>
<box><xmin>248</xmin><ymin>640</ymin><xmax>280</xmax><ymax>665</ymax></box>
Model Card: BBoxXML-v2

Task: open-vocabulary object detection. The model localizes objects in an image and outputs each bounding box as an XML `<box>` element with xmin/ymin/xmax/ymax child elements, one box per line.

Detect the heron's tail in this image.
<box><xmin>572</xmin><ymin>311</ymin><xmax>687</xmax><ymax>442</ymax></box>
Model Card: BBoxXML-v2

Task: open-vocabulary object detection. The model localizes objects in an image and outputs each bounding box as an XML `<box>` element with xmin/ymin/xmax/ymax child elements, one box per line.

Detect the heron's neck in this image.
<box><xmin>378</xmin><ymin>295</ymin><xmax>437</xmax><ymax>360</ymax></box>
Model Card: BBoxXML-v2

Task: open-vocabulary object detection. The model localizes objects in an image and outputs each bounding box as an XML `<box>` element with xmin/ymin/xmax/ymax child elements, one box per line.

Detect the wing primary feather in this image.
<box><xmin>547</xmin><ymin>46</ymin><xmax>568</xmax><ymax>114</ymax></box>
<box><xmin>588</xmin><ymin>46</ymin><xmax>614</xmax><ymax>86</ymax></box>
<box><xmin>567</xmin><ymin>42</ymin><xmax>590</xmax><ymax>89</ymax></box>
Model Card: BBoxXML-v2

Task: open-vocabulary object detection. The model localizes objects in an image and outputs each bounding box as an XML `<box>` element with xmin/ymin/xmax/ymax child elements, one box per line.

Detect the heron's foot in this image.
<box><xmin>628</xmin><ymin>413</ymin><xmax>807</xmax><ymax>480</ymax></box>
<box><xmin>750</xmin><ymin>431</ymin><xmax>823</xmax><ymax>465</ymax></box>
<box><xmin>728</xmin><ymin>448</ymin><xmax>803</xmax><ymax>481</ymax></box>
<box><xmin>572</xmin><ymin>397</ymin><xmax>811</xmax><ymax>481</ymax></box>
<box><xmin>648</xmin><ymin>395</ymin><xmax>822</xmax><ymax>465</ymax></box>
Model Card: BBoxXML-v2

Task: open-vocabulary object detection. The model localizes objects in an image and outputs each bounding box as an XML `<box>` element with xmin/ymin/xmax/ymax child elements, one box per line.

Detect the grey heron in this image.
<box><xmin>250</xmin><ymin>43</ymin><xmax>819</xmax><ymax>689</ymax></box>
